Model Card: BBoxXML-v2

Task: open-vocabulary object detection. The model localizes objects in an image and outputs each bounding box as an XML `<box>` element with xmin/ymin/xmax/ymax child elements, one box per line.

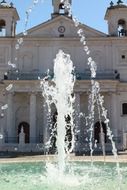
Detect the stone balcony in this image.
<box><xmin>4</xmin><ymin>69</ymin><xmax>120</xmax><ymax>81</ymax></box>
<box><xmin>76</xmin><ymin>70</ymin><xmax>120</xmax><ymax>80</ymax></box>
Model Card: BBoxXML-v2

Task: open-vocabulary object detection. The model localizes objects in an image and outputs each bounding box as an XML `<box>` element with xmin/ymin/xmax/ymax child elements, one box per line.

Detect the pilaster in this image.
<box><xmin>30</xmin><ymin>92</ymin><xmax>37</xmax><ymax>143</ymax></box>
<box><xmin>7</xmin><ymin>92</ymin><xmax>14</xmax><ymax>140</ymax></box>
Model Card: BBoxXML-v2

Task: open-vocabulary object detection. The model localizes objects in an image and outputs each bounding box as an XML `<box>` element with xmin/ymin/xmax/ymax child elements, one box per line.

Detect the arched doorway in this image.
<box><xmin>65</xmin><ymin>114</ymin><xmax>72</xmax><ymax>151</ymax></box>
<box><xmin>94</xmin><ymin>121</ymin><xmax>107</xmax><ymax>143</ymax></box>
<box><xmin>18</xmin><ymin>122</ymin><xmax>30</xmax><ymax>143</ymax></box>
<box><xmin>49</xmin><ymin>111</ymin><xmax>72</xmax><ymax>153</ymax></box>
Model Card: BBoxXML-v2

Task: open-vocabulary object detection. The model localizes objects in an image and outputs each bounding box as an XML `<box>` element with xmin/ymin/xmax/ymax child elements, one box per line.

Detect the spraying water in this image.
<box><xmin>58</xmin><ymin>1</ymin><xmax>123</xmax><ymax>187</ymax></box>
<box><xmin>41</xmin><ymin>50</ymin><xmax>75</xmax><ymax>174</ymax></box>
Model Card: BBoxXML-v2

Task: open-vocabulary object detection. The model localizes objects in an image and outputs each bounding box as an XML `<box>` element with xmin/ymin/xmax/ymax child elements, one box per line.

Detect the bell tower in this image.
<box><xmin>0</xmin><ymin>0</ymin><xmax>19</xmax><ymax>37</ymax></box>
<box><xmin>52</xmin><ymin>0</ymin><xmax>72</xmax><ymax>18</ymax></box>
<box><xmin>105</xmin><ymin>1</ymin><xmax>127</xmax><ymax>37</ymax></box>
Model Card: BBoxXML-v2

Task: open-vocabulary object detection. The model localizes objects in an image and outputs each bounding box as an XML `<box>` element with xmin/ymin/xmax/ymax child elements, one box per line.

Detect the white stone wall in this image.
<box><xmin>0</xmin><ymin>4</ymin><xmax>127</xmax><ymax>152</ymax></box>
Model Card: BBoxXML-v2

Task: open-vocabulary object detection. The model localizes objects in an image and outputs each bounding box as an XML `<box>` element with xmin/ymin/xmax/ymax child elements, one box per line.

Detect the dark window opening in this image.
<box><xmin>0</xmin><ymin>19</ymin><xmax>6</xmax><ymax>36</ymax></box>
<box><xmin>118</xmin><ymin>19</ymin><xmax>127</xmax><ymax>37</ymax></box>
<box><xmin>59</xmin><ymin>34</ymin><xmax>64</xmax><ymax>37</ymax></box>
<box><xmin>59</xmin><ymin>3</ymin><xmax>64</xmax><ymax>9</ymax></box>
<box><xmin>122</xmin><ymin>103</ymin><xmax>127</xmax><ymax>115</ymax></box>
<box><xmin>121</xmin><ymin>55</ymin><xmax>125</xmax><ymax>59</ymax></box>
<box><xmin>59</xmin><ymin>3</ymin><xmax>65</xmax><ymax>14</ymax></box>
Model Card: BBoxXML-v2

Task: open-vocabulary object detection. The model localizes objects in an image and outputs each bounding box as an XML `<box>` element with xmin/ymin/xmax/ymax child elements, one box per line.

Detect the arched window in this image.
<box><xmin>94</xmin><ymin>121</ymin><xmax>107</xmax><ymax>143</ymax></box>
<box><xmin>118</xmin><ymin>19</ymin><xmax>127</xmax><ymax>36</ymax></box>
<box><xmin>59</xmin><ymin>3</ymin><xmax>65</xmax><ymax>14</ymax></box>
<box><xmin>0</xmin><ymin>19</ymin><xmax>6</xmax><ymax>36</ymax></box>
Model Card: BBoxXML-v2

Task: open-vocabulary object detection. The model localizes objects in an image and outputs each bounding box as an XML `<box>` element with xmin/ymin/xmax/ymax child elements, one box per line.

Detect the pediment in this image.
<box><xmin>24</xmin><ymin>15</ymin><xmax>106</xmax><ymax>38</ymax></box>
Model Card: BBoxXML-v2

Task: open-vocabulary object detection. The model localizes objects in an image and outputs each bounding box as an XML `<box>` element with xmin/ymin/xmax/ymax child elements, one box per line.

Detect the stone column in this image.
<box><xmin>111</xmin><ymin>93</ymin><xmax>118</xmax><ymax>137</ymax></box>
<box><xmin>30</xmin><ymin>93</ymin><xmax>36</xmax><ymax>143</ymax></box>
<box><xmin>43</xmin><ymin>101</ymin><xmax>50</xmax><ymax>145</ymax></box>
<box><xmin>0</xmin><ymin>114</ymin><xmax>5</xmax><ymax>145</ymax></box>
<box><xmin>74</xmin><ymin>92</ymin><xmax>81</xmax><ymax>153</ymax></box>
<box><xmin>75</xmin><ymin>92</ymin><xmax>81</xmax><ymax>129</ymax></box>
<box><xmin>7</xmin><ymin>92</ymin><xmax>14</xmax><ymax>142</ymax></box>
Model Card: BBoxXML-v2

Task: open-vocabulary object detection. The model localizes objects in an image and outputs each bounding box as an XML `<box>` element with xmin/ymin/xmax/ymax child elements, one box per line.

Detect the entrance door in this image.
<box><xmin>18</xmin><ymin>122</ymin><xmax>30</xmax><ymax>143</ymax></box>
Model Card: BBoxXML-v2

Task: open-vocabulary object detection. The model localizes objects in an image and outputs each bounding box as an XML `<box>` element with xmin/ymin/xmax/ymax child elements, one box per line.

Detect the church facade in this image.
<box><xmin>0</xmin><ymin>0</ymin><xmax>127</xmax><ymax>154</ymax></box>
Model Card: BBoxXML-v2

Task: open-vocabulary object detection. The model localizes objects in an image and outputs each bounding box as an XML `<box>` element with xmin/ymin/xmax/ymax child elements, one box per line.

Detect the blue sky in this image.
<box><xmin>11</xmin><ymin>0</ymin><xmax>127</xmax><ymax>34</ymax></box>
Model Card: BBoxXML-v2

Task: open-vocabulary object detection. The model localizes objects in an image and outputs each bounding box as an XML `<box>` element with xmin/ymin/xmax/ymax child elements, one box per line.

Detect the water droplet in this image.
<box><xmin>23</xmin><ymin>30</ymin><xmax>27</xmax><ymax>36</ymax></box>
<box><xmin>6</xmin><ymin>84</ymin><xmax>13</xmax><ymax>91</ymax></box>
<box><xmin>83</xmin><ymin>41</ymin><xmax>86</xmax><ymax>45</ymax></box>
<box><xmin>34</xmin><ymin>0</ymin><xmax>39</xmax><ymax>4</ymax></box>
<box><xmin>94</xmin><ymin>140</ymin><xmax>98</xmax><ymax>148</ymax></box>
<box><xmin>84</xmin><ymin>46</ymin><xmax>89</xmax><ymax>52</ymax></box>
<box><xmin>104</xmin><ymin>119</ymin><xmax>109</xmax><ymax>124</ymax></box>
<box><xmin>8</xmin><ymin>61</ymin><xmax>16</xmax><ymax>68</ymax></box>
<box><xmin>17</xmin><ymin>38</ymin><xmax>23</xmax><ymax>45</ymax></box>
<box><xmin>28</xmin><ymin>8</ymin><xmax>32</xmax><ymax>13</ymax></box>
<box><xmin>88</xmin><ymin>57</ymin><xmax>92</xmax><ymax>62</ymax></box>
<box><xmin>86</xmin><ymin>50</ymin><xmax>90</xmax><ymax>55</ymax></box>
<box><xmin>14</xmin><ymin>147</ymin><xmax>18</xmax><ymax>151</ymax></box>
<box><xmin>80</xmin><ymin>36</ymin><xmax>85</xmax><ymax>43</ymax></box>
<box><xmin>15</xmin><ymin>44</ymin><xmax>19</xmax><ymax>50</ymax></box>
<box><xmin>73</xmin><ymin>15</ymin><xmax>79</xmax><ymax>26</ymax></box>
<box><xmin>77</xmin><ymin>29</ymin><xmax>83</xmax><ymax>35</ymax></box>
<box><xmin>0</xmin><ymin>134</ymin><xmax>3</xmax><ymax>139</ymax></box>
<box><xmin>4</xmin><ymin>72</ymin><xmax>7</xmax><ymax>76</ymax></box>
<box><xmin>1</xmin><ymin>104</ymin><xmax>8</xmax><ymax>110</ymax></box>
<box><xmin>1</xmin><ymin>113</ymin><xmax>4</xmax><ymax>117</ymax></box>
<box><xmin>79</xmin><ymin>112</ymin><xmax>84</xmax><ymax>117</ymax></box>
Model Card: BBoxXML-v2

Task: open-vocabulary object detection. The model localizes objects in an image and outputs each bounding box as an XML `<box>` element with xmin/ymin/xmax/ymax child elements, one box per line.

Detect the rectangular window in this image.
<box><xmin>122</xmin><ymin>103</ymin><xmax>127</xmax><ymax>115</ymax></box>
<box><xmin>121</xmin><ymin>55</ymin><xmax>125</xmax><ymax>59</ymax></box>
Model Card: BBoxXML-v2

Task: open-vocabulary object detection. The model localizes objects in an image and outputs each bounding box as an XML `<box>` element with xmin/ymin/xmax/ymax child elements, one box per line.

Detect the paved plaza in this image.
<box><xmin>0</xmin><ymin>152</ymin><xmax>127</xmax><ymax>164</ymax></box>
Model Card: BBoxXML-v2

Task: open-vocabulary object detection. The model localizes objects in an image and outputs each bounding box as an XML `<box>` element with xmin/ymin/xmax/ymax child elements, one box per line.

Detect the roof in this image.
<box><xmin>18</xmin><ymin>15</ymin><xmax>106</xmax><ymax>37</ymax></box>
<box><xmin>105</xmin><ymin>3</ymin><xmax>127</xmax><ymax>19</ymax></box>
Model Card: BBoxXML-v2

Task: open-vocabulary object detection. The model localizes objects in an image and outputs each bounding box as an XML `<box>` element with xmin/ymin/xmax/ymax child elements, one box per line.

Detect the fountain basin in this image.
<box><xmin>0</xmin><ymin>160</ymin><xmax>127</xmax><ymax>190</ymax></box>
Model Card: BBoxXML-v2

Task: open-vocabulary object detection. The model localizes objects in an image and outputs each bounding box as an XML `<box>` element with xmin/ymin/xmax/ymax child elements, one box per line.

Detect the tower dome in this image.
<box><xmin>105</xmin><ymin>1</ymin><xmax>127</xmax><ymax>36</ymax></box>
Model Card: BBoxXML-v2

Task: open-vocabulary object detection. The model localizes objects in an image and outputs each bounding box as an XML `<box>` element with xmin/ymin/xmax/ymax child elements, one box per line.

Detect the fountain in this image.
<box><xmin>0</xmin><ymin>49</ymin><xmax>127</xmax><ymax>190</ymax></box>
<box><xmin>41</xmin><ymin>49</ymin><xmax>75</xmax><ymax>174</ymax></box>
<box><xmin>0</xmin><ymin>0</ymin><xmax>127</xmax><ymax>190</ymax></box>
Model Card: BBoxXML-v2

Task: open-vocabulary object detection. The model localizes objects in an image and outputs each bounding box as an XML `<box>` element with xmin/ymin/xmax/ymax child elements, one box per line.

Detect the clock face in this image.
<box><xmin>58</xmin><ymin>26</ymin><xmax>65</xmax><ymax>33</ymax></box>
